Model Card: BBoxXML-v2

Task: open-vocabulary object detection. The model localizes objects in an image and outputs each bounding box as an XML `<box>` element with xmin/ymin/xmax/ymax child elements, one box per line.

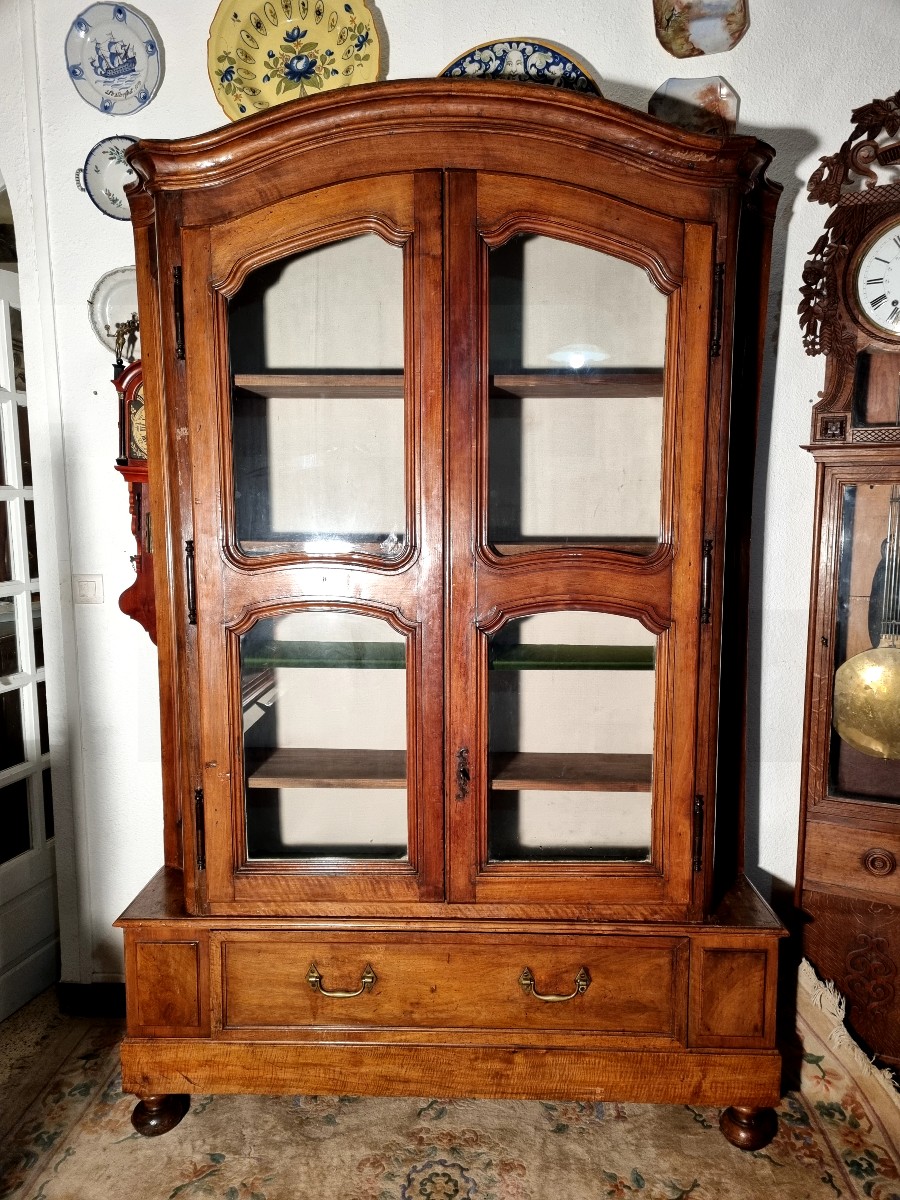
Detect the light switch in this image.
<box><xmin>73</xmin><ymin>574</ymin><xmax>104</xmax><ymax>604</ymax></box>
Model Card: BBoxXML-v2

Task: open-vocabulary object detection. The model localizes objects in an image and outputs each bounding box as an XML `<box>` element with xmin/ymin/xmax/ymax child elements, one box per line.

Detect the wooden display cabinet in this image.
<box><xmin>116</xmin><ymin>79</ymin><xmax>783</xmax><ymax>1146</ymax></box>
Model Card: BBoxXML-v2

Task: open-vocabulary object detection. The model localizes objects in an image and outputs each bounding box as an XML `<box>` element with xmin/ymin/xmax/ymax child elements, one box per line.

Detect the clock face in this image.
<box><xmin>129</xmin><ymin>385</ymin><xmax>147</xmax><ymax>459</ymax></box>
<box><xmin>854</xmin><ymin>222</ymin><xmax>900</xmax><ymax>336</ymax></box>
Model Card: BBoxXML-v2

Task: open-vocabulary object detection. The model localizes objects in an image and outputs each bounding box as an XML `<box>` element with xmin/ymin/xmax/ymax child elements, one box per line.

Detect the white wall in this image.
<box><xmin>2</xmin><ymin>0</ymin><xmax>894</xmax><ymax>980</ymax></box>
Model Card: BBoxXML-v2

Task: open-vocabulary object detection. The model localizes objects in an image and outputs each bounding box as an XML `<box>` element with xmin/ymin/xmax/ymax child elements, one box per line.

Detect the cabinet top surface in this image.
<box><xmin>125</xmin><ymin>78</ymin><xmax>777</xmax><ymax>198</ymax></box>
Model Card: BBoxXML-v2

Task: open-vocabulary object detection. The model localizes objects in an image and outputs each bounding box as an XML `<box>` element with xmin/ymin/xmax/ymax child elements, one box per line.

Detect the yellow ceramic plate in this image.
<box><xmin>208</xmin><ymin>0</ymin><xmax>381</xmax><ymax>121</ymax></box>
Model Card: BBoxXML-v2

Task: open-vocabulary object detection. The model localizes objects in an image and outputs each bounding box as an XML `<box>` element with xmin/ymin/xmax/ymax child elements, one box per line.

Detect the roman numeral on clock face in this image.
<box><xmin>867</xmin><ymin>277</ymin><xmax>884</xmax><ymax>285</ymax></box>
<box><xmin>871</xmin><ymin>293</ymin><xmax>888</xmax><ymax>308</ymax></box>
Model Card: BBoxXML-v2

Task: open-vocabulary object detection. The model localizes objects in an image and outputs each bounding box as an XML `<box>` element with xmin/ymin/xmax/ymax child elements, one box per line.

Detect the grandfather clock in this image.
<box><xmin>114</xmin><ymin>357</ymin><xmax>156</xmax><ymax>643</ymax></box>
<box><xmin>797</xmin><ymin>89</ymin><xmax>900</xmax><ymax>1066</ymax></box>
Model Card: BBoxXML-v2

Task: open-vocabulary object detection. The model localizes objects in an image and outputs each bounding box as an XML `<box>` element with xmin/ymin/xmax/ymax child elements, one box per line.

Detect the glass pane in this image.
<box><xmin>852</xmin><ymin>350</ymin><xmax>900</xmax><ymax>427</ymax></box>
<box><xmin>37</xmin><ymin>680</ymin><xmax>48</xmax><ymax>753</ymax></box>
<box><xmin>17</xmin><ymin>398</ymin><xmax>31</xmax><ymax>486</ymax></box>
<box><xmin>31</xmin><ymin>591</ymin><xmax>43</xmax><ymax>669</ymax></box>
<box><xmin>10</xmin><ymin>305</ymin><xmax>25</xmax><ymax>392</ymax></box>
<box><xmin>42</xmin><ymin>768</ymin><xmax>54</xmax><ymax>840</ymax></box>
<box><xmin>241</xmin><ymin>610</ymin><xmax>408</xmax><ymax>859</ymax></box>
<box><xmin>0</xmin><ymin>594</ymin><xmax>18</xmax><ymax>675</ymax></box>
<box><xmin>488</xmin><ymin>235</ymin><xmax>666</xmax><ymax>555</ymax></box>
<box><xmin>0</xmin><ymin>778</ymin><xmax>31</xmax><ymax>864</ymax></box>
<box><xmin>24</xmin><ymin>500</ymin><xmax>37</xmax><ymax>578</ymax></box>
<box><xmin>830</xmin><ymin>483</ymin><xmax>900</xmax><ymax>803</ymax></box>
<box><xmin>488</xmin><ymin>611</ymin><xmax>656</xmax><ymax>861</ymax></box>
<box><xmin>0</xmin><ymin>502</ymin><xmax>10</xmax><ymax>582</ymax></box>
<box><xmin>0</xmin><ymin>687</ymin><xmax>24</xmax><ymax>771</ymax></box>
<box><xmin>229</xmin><ymin>234</ymin><xmax>406</xmax><ymax>558</ymax></box>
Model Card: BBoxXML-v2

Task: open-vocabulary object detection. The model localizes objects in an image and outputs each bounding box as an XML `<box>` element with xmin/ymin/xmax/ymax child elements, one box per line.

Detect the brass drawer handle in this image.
<box><xmin>306</xmin><ymin>962</ymin><xmax>377</xmax><ymax>998</ymax></box>
<box><xmin>519</xmin><ymin>965</ymin><xmax>591</xmax><ymax>1003</ymax></box>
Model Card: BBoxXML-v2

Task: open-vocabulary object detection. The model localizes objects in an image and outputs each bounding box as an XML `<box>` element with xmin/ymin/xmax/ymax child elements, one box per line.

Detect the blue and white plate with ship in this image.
<box><xmin>65</xmin><ymin>3</ymin><xmax>164</xmax><ymax>115</ymax></box>
<box><xmin>441</xmin><ymin>39</ymin><xmax>601</xmax><ymax>96</ymax></box>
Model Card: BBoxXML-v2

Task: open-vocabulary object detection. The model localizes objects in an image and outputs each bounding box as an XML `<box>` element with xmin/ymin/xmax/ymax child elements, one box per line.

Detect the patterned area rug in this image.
<box><xmin>1</xmin><ymin>964</ymin><xmax>898</xmax><ymax>1200</ymax></box>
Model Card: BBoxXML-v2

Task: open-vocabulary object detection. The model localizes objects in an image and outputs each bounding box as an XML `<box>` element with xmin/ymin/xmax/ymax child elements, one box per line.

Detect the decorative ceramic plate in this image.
<box><xmin>75</xmin><ymin>136</ymin><xmax>138</xmax><ymax>220</ymax></box>
<box><xmin>65</xmin><ymin>4</ymin><xmax>163</xmax><ymax>115</ymax></box>
<box><xmin>441</xmin><ymin>39</ymin><xmax>601</xmax><ymax>96</ymax></box>
<box><xmin>88</xmin><ymin>267</ymin><xmax>140</xmax><ymax>359</ymax></box>
<box><xmin>208</xmin><ymin>0</ymin><xmax>381</xmax><ymax>122</ymax></box>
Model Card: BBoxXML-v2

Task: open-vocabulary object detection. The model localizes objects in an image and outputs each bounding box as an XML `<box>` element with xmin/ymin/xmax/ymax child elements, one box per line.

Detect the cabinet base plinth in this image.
<box><xmin>719</xmin><ymin>1105</ymin><xmax>779</xmax><ymax>1150</ymax></box>
<box><xmin>131</xmin><ymin>1093</ymin><xmax>190</xmax><ymax>1137</ymax></box>
<box><xmin>122</xmin><ymin>1039</ymin><xmax>782</xmax><ymax>1111</ymax></box>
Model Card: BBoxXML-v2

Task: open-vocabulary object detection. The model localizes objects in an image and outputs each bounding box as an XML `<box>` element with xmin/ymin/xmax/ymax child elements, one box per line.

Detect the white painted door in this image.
<box><xmin>0</xmin><ymin>265</ymin><xmax>58</xmax><ymax>1019</ymax></box>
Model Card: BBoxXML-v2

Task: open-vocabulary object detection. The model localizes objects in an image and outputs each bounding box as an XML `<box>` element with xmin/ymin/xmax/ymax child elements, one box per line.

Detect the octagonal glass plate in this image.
<box><xmin>208</xmin><ymin>0</ymin><xmax>381</xmax><ymax>122</ymax></box>
<box><xmin>65</xmin><ymin>3</ymin><xmax>164</xmax><ymax>115</ymax></box>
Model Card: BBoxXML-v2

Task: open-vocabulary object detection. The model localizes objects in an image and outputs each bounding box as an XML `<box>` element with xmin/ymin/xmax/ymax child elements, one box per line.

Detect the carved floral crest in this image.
<box><xmin>799</xmin><ymin>90</ymin><xmax>900</xmax><ymax>362</ymax></box>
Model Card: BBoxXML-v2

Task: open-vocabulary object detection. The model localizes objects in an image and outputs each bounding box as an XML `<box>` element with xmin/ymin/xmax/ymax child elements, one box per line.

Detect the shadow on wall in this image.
<box><xmin>603</xmin><ymin>75</ymin><xmax>819</xmax><ymax>907</ymax></box>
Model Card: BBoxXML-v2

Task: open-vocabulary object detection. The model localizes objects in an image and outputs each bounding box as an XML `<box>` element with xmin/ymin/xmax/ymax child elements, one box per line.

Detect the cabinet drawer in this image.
<box><xmin>804</xmin><ymin>821</ymin><xmax>900</xmax><ymax>900</ymax></box>
<box><xmin>214</xmin><ymin>932</ymin><xmax>687</xmax><ymax>1039</ymax></box>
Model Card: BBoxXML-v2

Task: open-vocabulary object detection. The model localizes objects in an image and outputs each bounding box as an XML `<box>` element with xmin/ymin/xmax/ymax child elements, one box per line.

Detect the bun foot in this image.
<box><xmin>131</xmin><ymin>1093</ymin><xmax>190</xmax><ymax>1137</ymax></box>
<box><xmin>719</xmin><ymin>1105</ymin><xmax>778</xmax><ymax>1150</ymax></box>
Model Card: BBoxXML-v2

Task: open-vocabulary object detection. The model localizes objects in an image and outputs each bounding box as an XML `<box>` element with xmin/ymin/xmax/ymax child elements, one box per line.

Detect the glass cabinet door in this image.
<box><xmin>189</xmin><ymin>173</ymin><xmax>444</xmax><ymax>905</ymax></box>
<box><xmin>449</xmin><ymin>176</ymin><xmax>706</xmax><ymax>910</ymax></box>
<box><xmin>488</xmin><ymin>611</ymin><xmax>656</xmax><ymax>861</ymax></box>
<box><xmin>229</xmin><ymin>233</ymin><xmax>407</xmax><ymax>561</ymax></box>
<box><xmin>830</xmin><ymin>479</ymin><xmax>900</xmax><ymax>801</ymax></box>
<box><xmin>241</xmin><ymin>611</ymin><xmax>409</xmax><ymax>859</ymax></box>
<box><xmin>487</xmin><ymin>234</ymin><xmax>667</xmax><ymax>555</ymax></box>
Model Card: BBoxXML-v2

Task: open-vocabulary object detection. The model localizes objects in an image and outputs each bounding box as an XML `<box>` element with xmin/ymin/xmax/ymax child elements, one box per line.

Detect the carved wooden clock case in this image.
<box><xmin>115</xmin><ymin>80</ymin><xmax>784</xmax><ymax>1146</ymax></box>
<box><xmin>114</xmin><ymin>358</ymin><xmax>156</xmax><ymax>644</ymax></box>
<box><xmin>797</xmin><ymin>90</ymin><xmax>900</xmax><ymax>1066</ymax></box>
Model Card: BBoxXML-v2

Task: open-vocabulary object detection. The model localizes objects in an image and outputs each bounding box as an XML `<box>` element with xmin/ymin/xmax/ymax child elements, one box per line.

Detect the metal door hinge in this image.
<box><xmin>194</xmin><ymin>787</ymin><xmax>206</xmax><ymax>872</ymax></box>
<box><xmin>692</xmin><ymin>794</ymin><xmax>705</xmax><ymax>873</ymax></box>
<box><xmin>173</xmin><ymin>266</ymin><xmax>185</xmax><ymax>360</ymax></box>
<box><xmin>185</xmin><ymin>538</ymin><xmax>196</xmax><ymax>625</ymax></box>
<box><xmin>700</xmin><ymin>538</ymin><xmax>713</xmax><ymax>624</ymax></box>
<box><xmin>710</xmin><ymin>263</ymin><xmax>725</xmax><ymax>358</ymax></box>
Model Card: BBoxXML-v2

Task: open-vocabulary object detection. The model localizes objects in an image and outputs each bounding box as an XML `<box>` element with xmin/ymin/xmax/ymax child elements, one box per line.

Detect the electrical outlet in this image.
<box><xmin>73</xmin><ymin>574</ymin><xmax>104</xmax><ymax>604</ymax></box>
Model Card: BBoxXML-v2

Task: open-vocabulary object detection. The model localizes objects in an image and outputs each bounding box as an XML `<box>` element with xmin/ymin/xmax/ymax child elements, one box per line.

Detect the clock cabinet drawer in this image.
<box><xmin>804</xmin><ymin>820</ymin><xmax>900</xmax><ymax>900</ymax></box>
<box><xmin>213</xmin><ymin>932</ymin><xmax>688</xmax><ymax>1041</ymax></box>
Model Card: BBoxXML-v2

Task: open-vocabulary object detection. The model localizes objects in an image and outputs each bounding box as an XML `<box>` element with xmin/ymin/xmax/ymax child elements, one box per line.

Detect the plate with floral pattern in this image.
<box><xmin>208</xmin><ymin>0</ymin><xmax>381</xmax><ymax>121</ymax></box>
<box><xmin>441</xmin><ymin>39</ymin><xmax>601</xmax><ymax>96</ymax></box>
<box><xmin>65</xmin><ymin>4</ymin><xmax>163</xmax><ymax>115</ymax></box>
<box><xmin>75</xmin><ymin>136</ymin><xmax>138</xmax><ymax>220</ymax></box>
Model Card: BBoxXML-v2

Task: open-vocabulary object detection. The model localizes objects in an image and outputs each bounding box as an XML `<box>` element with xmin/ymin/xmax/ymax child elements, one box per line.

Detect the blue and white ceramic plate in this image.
<box><xmin>75</xmin><ymin>135</ymin><xmax>138</xmax><ymax>220</ymax></box>
<box><xmin>441</xmin><ymin>39</ymin><xmax>601</xmax><ymax>96</ymax></box>
<box><xmin>65</xmin><ymin>4</ymin><xmax>164</xmax><ymax>115</ymax></box>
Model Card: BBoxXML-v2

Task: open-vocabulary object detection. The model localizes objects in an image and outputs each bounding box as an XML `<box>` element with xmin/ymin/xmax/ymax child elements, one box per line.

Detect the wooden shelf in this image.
<box><xmin>490</xmin><ymin>369</ymin><xmax>665</xmax><ymax>398</ymax></box>
<box><xmin>243</xmin><ymin>642</ymin><xmax>653</xmax><ymax>671</ymax></box>
<box><xmin>245</xmin><ymin>748</ymin><xmax>651</xmax><ymax>792</ymax></box>
<box><xmin>243</xmin><ymin>641</ymin><xmax>405</xmax><ymax>670</ymax></box>
<box><xmin>491</xmin><ymin>538</ymin><xmax>659</xmax><ymax>556</ymax></box>
<box><xmin>491</xmin><ymin>751</ymin><xmax>652</xmax><ymax>792</ymax></box>
<box><xmin>234</xmin><ymin>373</ymin><xmax>404</xmax><ymax>398</ymax></box>
<box><xmin>489</xmin><ymin>644</ymin><xmax>655</xmax><ymax>670</ymax></box>
<box><xmin>232</xmin><ymin>368</ymin><xmax>664</xmax><ymax>400</ymax></box>
<box><xmin>247</xmin><ymin>748</ymin><xmax>407</xmax><ymax>789</ymax></box>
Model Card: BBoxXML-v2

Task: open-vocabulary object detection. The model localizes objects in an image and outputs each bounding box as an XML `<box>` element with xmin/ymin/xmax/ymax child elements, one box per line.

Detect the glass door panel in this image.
<box><xmin>488</xmin><ymin>235</ymin><xmax>667</xmax><ymax>554</ymax></box>
<box><xmin>241</xmin><ymin>610</ymin><xmax>408</xmax><ymax>860</ymax></box>
<box><xmin>830</xmin><ymin>481</ymin><xmax>900</xmax><ymax>802</ymax></box>
<box><xmin>229</xmin><ymin>233</ymin><xmax>406</xmax><ymax>558</ymax></box>
<box><xmin>488</xmin><ymin>611</ymin><xmax>655</xmax><ymax>861</ymax></box>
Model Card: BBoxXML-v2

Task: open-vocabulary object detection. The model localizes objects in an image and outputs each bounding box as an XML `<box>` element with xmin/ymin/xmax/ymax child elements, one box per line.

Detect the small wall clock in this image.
<box><xmin>113</xmin><ymin>359</ymin><xmax>156</xmax><ymax>643</ymax></box>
